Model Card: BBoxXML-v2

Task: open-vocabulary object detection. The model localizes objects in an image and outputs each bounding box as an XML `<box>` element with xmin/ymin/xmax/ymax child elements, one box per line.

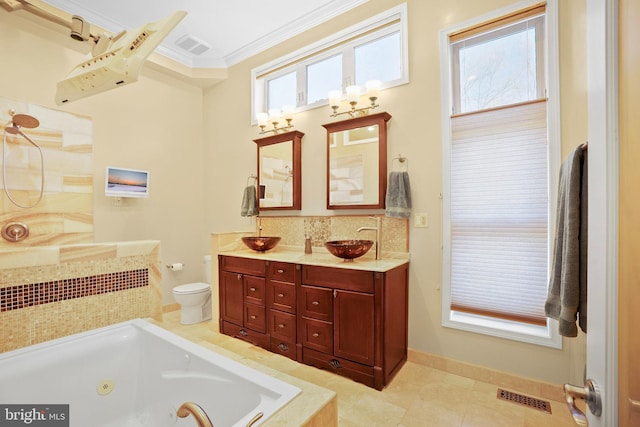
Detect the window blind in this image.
<box><xmin>449</xmin><ymin>100</ymin><xmax>548</xmax><ymax>325</ymax></box>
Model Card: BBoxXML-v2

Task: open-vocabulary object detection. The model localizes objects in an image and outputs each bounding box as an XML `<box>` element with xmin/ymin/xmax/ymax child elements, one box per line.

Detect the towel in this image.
<box><xmin>385</xmin><ymin>171</ymin><xmax>412</xmax><ymax>218</ymax></box>
<box><xmin>240</xmin><ymin>185</ymin><xmax>258</xmax><ymax>217</ymax></box>
<box><xmin>545</xmin><ymin>145</ymin><xmax>588</xmax><ymax>337</ymax></box>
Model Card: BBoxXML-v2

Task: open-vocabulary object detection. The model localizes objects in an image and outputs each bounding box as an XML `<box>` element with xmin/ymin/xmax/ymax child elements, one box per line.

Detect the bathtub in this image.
<box><xmin>0</xmin><ymin>319</ymin><xmax>301</xmax><ymax>427</ymax></box>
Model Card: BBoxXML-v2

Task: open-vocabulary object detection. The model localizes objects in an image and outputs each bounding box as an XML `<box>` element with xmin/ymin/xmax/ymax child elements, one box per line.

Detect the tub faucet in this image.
<box><xmin>177</xmin><ymin>402</ymin><xmax>214</xmax><ymax>427</ymax></box>
<box><xmin>357</xmin><ymin>216</ymin><xmax>381</xmax><ymax>260</ymax></box>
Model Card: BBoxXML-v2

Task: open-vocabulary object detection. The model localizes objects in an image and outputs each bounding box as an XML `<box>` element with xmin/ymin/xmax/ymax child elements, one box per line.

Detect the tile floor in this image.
<box><xmin>155</xmin><ymin>311</ymin><xmax>579</xmax><ymax>426</ymax></box>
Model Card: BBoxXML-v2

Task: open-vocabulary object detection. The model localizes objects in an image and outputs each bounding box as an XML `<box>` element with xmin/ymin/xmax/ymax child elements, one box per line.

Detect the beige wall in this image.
<box><xmin>0</xmin><ymin>10</ymin><xmax>208</xmax><ymax>304</ymax></box>
<box><xmin>202</xmin><ymin>0</ymin><xmax>588</xmax><ymax>384</ymax></box>
<box><xmin>0</xmin><ymin>0</ymin><xmax>588</xmax><ymax>384</ymax></box>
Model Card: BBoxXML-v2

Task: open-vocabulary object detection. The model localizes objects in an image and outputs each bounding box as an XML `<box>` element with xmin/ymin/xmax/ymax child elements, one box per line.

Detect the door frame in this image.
<box><xmin>586</xmin><ymin>0</ymin><xmax>619</xmax><ymax>426</ymax></box>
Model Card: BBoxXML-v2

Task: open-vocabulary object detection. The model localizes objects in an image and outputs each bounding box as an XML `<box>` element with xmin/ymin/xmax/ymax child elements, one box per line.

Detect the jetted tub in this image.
<box><xmin>0</xmin><ymin>319</ymin><xmax>301</xmax><ymax>427</ymax></box>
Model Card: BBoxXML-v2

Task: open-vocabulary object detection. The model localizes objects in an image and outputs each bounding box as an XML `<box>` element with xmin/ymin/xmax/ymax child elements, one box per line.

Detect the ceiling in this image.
<box><xmin>41</xmin><ymin>0</ymin><xmax>368</xmax><ymax>69</ymax></box>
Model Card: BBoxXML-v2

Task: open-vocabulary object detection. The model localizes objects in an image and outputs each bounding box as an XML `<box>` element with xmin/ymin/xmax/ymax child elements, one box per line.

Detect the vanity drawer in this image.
<box><xmin>221</xmin><ymin>321</ymin><xmax>270</xmax><ymax>349</ymax></box>
<box><xmin>300</xmin><ymin>285</ymin><xmax>333</xmax><ymax>321</ymax></box>
<box><xmin>244</xmin><ymin>276</ymin><xmax>266</xmax><ymax>305</ymax></box>
<box><xmin>220</xmin><ymin>256</ymin><xmax>266</xmax><ymax>277</ymax></box>
<box><xmin>268</xmin><ymin>261</ymin><xmax>296</xmax><ymax>283</ymax></box>
<box><xmin>244</xmin><ymin>303</ymin><xmax>266</xmax><ymax>333</ymax></box>
<box><xmin>302</xmin><ymin>265</ymin><xmax>374</xmax><ymax>293</ymax></box>
<box><xmin>270</xmin><ymin>337</ymin><xmax>297</xmax><ymax>361</ymax></box>
<box><xmin>301</xmin><ymin>317</ymin><xmax>333</xmax><ymax>354</ymax></box>
<box><xmin>303</xmin><ymin>348</ymin><xmax>374</xmax><ymax>389</ymax></box>
<box><xmin>270</xmin><ymin>310</ymin><xmax>296</xmax><ymax>341</ymax></box>
<box><xmin>269</xmin><ymin>281</ymin><xmax>296</xmax><ymax>313</ymax></box>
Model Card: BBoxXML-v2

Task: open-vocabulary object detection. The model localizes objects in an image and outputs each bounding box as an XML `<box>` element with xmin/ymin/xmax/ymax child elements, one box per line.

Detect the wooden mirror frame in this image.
<box><xmin>253</xmin><ymin>130</ymin><xmax>303</xmax><ymax>211</ymax></box>
<box><xmin>323</xmin><ymin>112</ymin><xmax>391</xmax><ymax>210</ymax></box>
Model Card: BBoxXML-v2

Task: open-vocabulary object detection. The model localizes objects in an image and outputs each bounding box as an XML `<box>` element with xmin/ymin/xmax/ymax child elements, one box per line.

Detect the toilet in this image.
<box><xmin>172</xmin><ymin>255</ymin><xmax>212</xmax><ymax>325</ymax></box>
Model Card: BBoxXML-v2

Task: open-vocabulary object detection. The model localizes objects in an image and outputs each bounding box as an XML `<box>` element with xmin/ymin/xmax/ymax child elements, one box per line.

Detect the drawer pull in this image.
<box><xmin>250</xmin><ymin>315</ymin><xmax>257</xmax><ymax>320</ymax></box>
<box><xmin>278</xmin><ymin>343</ymin><xmax>289</xmax><ymax>352</ymax></box>
<box><xmin>277</xmin><ymin>293</ymin><xmax>284</xmax><ymax>298</ymax></box>
<box><xmin>311</xmin><ymin>301</ymin><xmax>319</xmax><ymax>305</ymax></box>
<box><xmin>312</xmin><ymin>332</ymin><xmax>319</xmax><ymax>337</ymax></box>
<box><xmin>278</xmin><ymin>323</ymin><xmax>285</xmax><ymax>329</ymax></box>
<box><xmin>239</xmin><ymin>329</ymin><xmax>248</xmax><ymax>337</ymax></box>
<box><xmin>329</xmin><ymin>359</ymin><xmax>343</xmax><ymax>369</ymax></box>
<box><xmin>277</xmin><ymin>269</ymin><xmax>284</xmax><ymax>273</ymax></box>
<box><xmin>250</xmin><ymin>287</ymin><xmax>256</xmax><ymax>292</ymax></box>
<box><xmin>237</xmin><ymin>274</ymin><xmax>242</xmax><ymax>280</ymax></box>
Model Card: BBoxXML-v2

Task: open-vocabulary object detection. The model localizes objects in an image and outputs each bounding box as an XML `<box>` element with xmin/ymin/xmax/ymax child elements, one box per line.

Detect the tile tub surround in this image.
<box><xmin>0</xmin><ymin>96</ymin><xmax>94</xmax><ymax>249</ymax></box>
<box><xmin>0</xmin><ymin>240</ymin><xmax>161</xmax><ymax>352</ymax></box>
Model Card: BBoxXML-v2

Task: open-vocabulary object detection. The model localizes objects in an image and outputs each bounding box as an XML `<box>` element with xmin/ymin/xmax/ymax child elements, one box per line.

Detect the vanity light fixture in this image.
<box><xmin>328</xmin><ymin>80</ymin><xmax>381</xmax><ymax>118</ymax></box>
<box><xmin>257</xmin><ymin>105</ymin><xmax>295</xmax><ymax>135</ymax></box>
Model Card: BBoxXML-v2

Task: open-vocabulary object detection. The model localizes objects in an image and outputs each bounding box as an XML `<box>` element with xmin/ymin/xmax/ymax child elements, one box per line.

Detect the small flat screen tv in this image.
<box><xmin>105</xmin><ymin>166</ymin><xmax>150</xmax><ymax>198</ymax></box>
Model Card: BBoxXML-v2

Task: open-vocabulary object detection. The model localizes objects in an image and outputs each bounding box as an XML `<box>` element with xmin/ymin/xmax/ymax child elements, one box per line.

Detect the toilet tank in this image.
<box><xmin>204</xmin><ymin>255</ymin><xmax>212</xmax><ymax>284</ymax></box>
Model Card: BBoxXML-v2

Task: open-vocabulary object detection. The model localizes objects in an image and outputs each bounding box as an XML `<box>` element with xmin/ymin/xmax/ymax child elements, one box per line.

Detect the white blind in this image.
<box><xmin>450</xmin><ymin>100</ymin><xmax>549</xmax><ymax>325</ymax></box>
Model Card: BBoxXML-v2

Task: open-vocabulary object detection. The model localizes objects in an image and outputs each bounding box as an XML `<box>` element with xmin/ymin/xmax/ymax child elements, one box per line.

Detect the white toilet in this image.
<box><xmin>172</xmin><ymin>255</ymin><xmax>212</xmax><ymax>325</ymax></box>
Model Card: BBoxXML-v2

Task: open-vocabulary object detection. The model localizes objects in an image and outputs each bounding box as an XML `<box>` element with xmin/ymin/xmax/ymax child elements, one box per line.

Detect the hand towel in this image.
<box><xmin>545</xmin><ymin>145</ymin><xmax>588</xmax><ymax>337</ymax></box>
<box><xmin>240</xmin><ymin>185</ymin><xmax>258</xmax><ymax>217</ymax></box>
<box><xmin>385</xmin><ymin>171</ymin><xmax>412</xmax><ymax>218</ymax></box>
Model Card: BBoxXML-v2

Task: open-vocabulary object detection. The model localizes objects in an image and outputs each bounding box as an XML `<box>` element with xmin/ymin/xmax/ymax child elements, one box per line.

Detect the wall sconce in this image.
<box><xmin>257</xmin><ymin>105</ymin><xmax>294</xmax><ymax>134</ymax></box>
<box><xmin>329</xmin><ymin>80</ymin><xmax>381</xmax><ymax>117</ymax></box>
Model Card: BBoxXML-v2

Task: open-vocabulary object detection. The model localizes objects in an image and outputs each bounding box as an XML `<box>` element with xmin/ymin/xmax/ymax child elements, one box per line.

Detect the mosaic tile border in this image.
<box><xmin>0</xmin><ymin>269</ymin><xmax>148</xmax><ymax>312</ymax></box>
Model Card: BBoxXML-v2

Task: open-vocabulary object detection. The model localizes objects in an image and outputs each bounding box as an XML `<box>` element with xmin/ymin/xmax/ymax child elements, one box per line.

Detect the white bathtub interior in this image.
<box><xmin>0</xmin><ymin>319</ymin><xmax>301</xmax><ymax>427</ymax></box>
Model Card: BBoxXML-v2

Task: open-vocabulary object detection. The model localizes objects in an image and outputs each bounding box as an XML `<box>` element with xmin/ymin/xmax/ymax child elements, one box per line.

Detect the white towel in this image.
<box><xmin>385</xmin><ymin>171</ymin><xmax>412</xmax><ymax>218</ymax></box>
<box><xmin>545</xmin><ymin>145</ymin><xmax>588</xmax><ymax>337</ymax></box>
<box><xmin>240</xmin><ymin>185</ymin><xmax>258</xmax><ymax>217</ymax></box>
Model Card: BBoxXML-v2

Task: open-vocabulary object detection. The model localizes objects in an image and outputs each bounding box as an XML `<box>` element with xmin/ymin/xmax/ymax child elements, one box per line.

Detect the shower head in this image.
<box><xmin>10</xmin><ymin>113</ymin><xmax>40</xmax><ymax>129</ymax></box>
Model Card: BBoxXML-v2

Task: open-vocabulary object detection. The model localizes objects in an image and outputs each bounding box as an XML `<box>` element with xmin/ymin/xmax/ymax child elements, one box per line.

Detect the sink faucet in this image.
<box><xmin>257</xmin><ymin>216</ymin><xmax>262</xmax><ymax>237</ymax></box>
<box><xmin>357</xmin><ymin>216</ymin><xmax>381</xmax><ymax>260</ymax></box>
<box><xmin>176</xmin><ymin>402</ymin><xmax>213</xmax><ymax>427</ymax></box>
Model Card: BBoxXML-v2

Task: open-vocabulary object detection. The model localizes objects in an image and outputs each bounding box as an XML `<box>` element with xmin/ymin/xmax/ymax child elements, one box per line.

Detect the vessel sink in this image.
<box><xmin>241</xmin><ymin>236</ymin><xmax>281</xmax><ymax>252</ymax></box>
<box><xmin>325</xmin><ymin>240</ymin><xmax>374</xmax><ymax>261</ymax></box>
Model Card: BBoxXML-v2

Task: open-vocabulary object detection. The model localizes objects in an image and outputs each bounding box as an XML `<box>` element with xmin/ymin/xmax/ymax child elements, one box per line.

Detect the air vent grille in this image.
<box><xmin>176</xmin><ymin>35</ymin><xmax>211</xmax><ymax>56</ymax></box>
<box><xmin>497</xmin><ymin>389</ymin><xmax>552</xmax><ymax>414</ymax></box>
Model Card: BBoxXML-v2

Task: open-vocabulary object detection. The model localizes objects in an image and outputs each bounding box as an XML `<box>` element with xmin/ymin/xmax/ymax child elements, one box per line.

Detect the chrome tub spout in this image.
<box><xmin>177</xmin><ymin>402</ymin><xmax>213</xmax><ymax>427</ymax></box>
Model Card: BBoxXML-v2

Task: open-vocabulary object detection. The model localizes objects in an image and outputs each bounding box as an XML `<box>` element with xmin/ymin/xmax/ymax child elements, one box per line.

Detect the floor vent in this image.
<box><xmin>497</xmin><ymin>389</ymin><xmax>552</xmax><ymax>414</ymax></box>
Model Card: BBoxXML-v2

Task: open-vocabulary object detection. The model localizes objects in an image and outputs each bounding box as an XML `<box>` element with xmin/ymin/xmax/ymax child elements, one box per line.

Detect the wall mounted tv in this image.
<box><xmin>105</xmin><ymin>166</ymin><xmax>150</xmax><ymax>198</ymax></box>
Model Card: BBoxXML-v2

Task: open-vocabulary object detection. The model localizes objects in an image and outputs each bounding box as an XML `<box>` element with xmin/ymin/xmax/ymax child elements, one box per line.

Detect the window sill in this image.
<box><xmin>444</xmin><ymin>311</ymin><xmax>562</xmax><ymax>349</ymax></box>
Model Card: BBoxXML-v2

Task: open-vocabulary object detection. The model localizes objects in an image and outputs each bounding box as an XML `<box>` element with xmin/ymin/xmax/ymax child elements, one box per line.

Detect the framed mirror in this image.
<box><xmin>323</xmin><ymin>112</ymin><xmax>391</xmax><ymax>209</ymax></box>
<box><xmin>253</xmin><ymin>130</ymin><xmax>303</xmax><ymax>210</ymax></box>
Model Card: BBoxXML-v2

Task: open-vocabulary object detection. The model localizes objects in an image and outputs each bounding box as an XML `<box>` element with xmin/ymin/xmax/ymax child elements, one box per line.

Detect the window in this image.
<box><xmin>252</xmin><ymin>4</ymin><xmax>408</xmax><ymax>121</ymax></box>
<box><xmin>440</xmin><ymin>1</ymin><xmax>562</xmax><ymax>347</ymax></box>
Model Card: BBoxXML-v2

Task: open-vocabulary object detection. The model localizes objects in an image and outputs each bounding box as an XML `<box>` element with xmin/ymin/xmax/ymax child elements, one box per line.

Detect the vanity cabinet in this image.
<box><xmin>300</xmin><ymin>263</ymin><xmax>408</xmax><ymax>391</ymax></box>
<box><xmin>218</xmin><ymin>254</ymin><xmax>408</xmax><ymax>390</ymax></box>
<box><xmin>218</xmin><ymin>256</ymin><xmax>300</xmax><ymax>360</ymax></box>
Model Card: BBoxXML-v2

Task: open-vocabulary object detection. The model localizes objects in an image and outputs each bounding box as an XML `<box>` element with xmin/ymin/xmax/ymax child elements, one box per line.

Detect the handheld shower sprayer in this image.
<box><xmin>2</xmin><ymin>109</ymin><xmax>45</xmax><ymax>208</ymax></box>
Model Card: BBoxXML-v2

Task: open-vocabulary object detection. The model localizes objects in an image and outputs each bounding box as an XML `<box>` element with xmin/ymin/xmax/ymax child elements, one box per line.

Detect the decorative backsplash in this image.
<box><xmin>258</xmin><ymin>215</ymin><xmax>409</xmax><ymax>256</ymax></box>
<box><xmin>0</xmin><ymin>241</ymin><xmax>161</xmax><ymax>353</ymax></box>
<box><xmin>0</xmin><ymin>96</ymin><xmax>93</xmax><ymax>249</ymax></box>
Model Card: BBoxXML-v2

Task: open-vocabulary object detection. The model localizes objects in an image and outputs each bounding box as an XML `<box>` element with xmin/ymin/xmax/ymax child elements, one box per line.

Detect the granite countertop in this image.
<box><xmin>218</xmin><ymin>246</ymin><xmax>409</xmax><ymax>272</ymax></box>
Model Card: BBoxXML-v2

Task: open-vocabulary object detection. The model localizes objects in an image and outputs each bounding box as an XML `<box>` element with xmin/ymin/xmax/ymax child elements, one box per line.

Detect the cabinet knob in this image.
<box><xmin>250</xmin><ymin>315</ymin><xmax>257</xmax><ymax>320</ymax></box>
<box><xmin>277</xmin><ymin>269</ymin><xmax>284</xmax><ymax>273</ymax></box>
<box><xmin>278</xmin><ymin>323</ymin><xmax>285</xmax><ymax>329</ymax></box>
<box><xmin>312</xmin><ymin>332</ymin><xmax>319</xmax><ymax>337</ymax></box>
<box><xmin>236</xmin><ymin>274</ymin><xmax>242</xmax><ymax>280</ymax></box>
<box><xmin>250</xmin><ymin>287</ymin><xmax>256</xmax><ymax>292</ymax></box>
<box><xmin>311</xmin><ymin>301</ymin><xmax>319</xmax><ymax>305</ymax></box>
<box><xmin>277</xmin><ymin>293</ymin><xmax>284</xmax><ymax>298</ymax></box>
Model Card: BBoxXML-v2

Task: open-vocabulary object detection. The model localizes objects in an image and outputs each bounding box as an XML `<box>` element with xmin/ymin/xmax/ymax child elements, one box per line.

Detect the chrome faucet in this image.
<box><xmin>177</xmin><ymin>402</ymin><xmax>213</xmax><ymax>427</ymax></box>
<box><xmin>256</xmin><ymin>216</ymin><xmax>262</xmax><ymax>237</ymax></box>
<box><xmin>357</xmin><ymin>216</ymin><xmax>381</xmax><ymax>260</ymax></box>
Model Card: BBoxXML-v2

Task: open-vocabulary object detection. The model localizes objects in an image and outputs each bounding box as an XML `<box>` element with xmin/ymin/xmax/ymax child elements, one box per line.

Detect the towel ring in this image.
<box><xmin>246</xmin><ymin>174</ymin><xmax>257</xmax><ymax>187</ymax></box>
<box><xmin>392</xmin><ymin>155</ymin><xmax>409</xmax><ymax>171</ymax></box>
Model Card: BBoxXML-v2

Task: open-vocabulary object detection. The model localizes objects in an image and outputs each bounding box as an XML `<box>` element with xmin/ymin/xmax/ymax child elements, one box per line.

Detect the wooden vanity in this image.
<box><xmin>218</xmin><ymin>252</ymin><xmax>409</xmax><ymax>390</ymax></box>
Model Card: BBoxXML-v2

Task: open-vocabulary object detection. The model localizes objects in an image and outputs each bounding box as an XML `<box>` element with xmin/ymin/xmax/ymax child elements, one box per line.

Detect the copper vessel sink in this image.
<box><xmin>325</xmin><ymin>240</ymin><xmax>374</xmax><ymax>261</ymax></box>
<box><xmin>241</xmin><ymin>236</ymin><xmax>281</xmax><ymax>252</ymax></box>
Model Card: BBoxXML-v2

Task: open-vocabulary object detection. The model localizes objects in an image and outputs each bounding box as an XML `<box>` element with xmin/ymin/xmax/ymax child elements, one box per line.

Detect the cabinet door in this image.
<box><xmin>219</xmin><ymin>271</ymin><xmax>243</xmax><ymax>325</ymax></box>
<box><xmin>334</xmin><ymin>289</ymin><xmax>375</xmax><ymax>366</ymax></box>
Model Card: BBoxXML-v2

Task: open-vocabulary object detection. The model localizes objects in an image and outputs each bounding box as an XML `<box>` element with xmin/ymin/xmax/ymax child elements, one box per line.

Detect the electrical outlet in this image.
<box><xmin>414</xmin><ymin>213</ymin><xmax>428</xmax><ymax>228</ymax></box>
